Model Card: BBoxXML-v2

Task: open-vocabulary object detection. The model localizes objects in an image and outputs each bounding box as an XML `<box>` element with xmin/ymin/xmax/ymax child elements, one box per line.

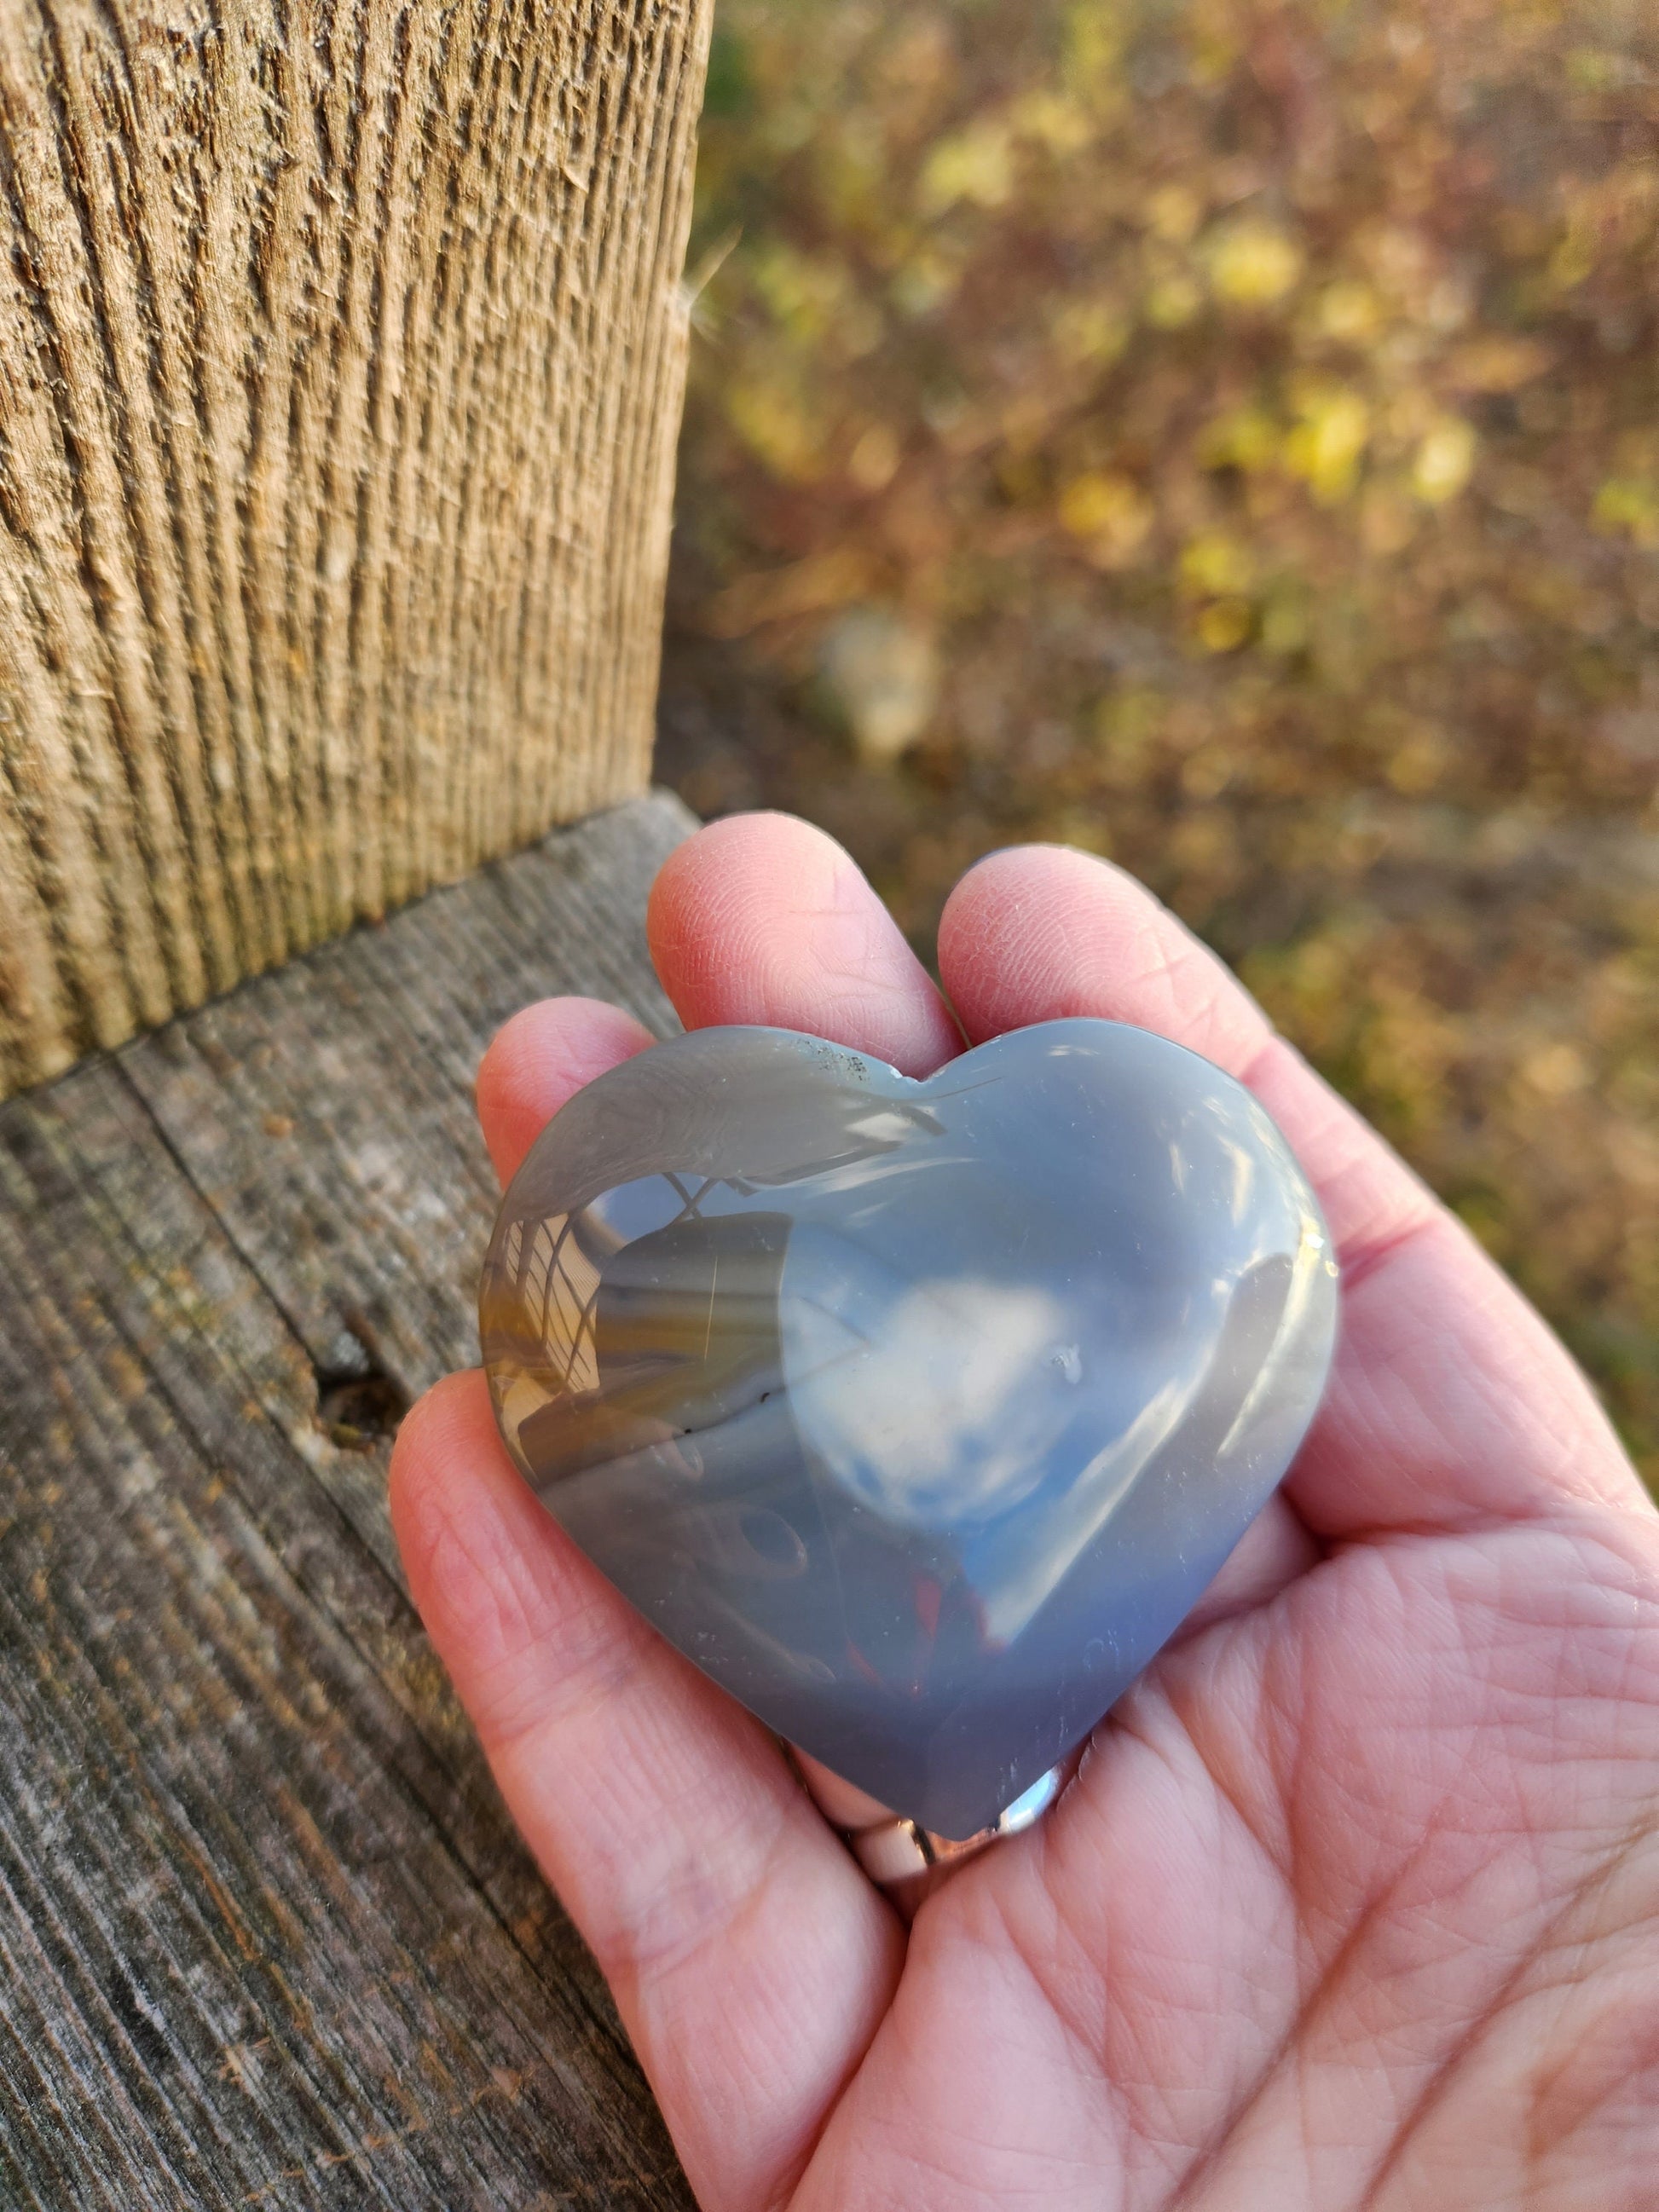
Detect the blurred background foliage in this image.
<box><xmin>653</xmin><ymin>0</ymin><xmax>1659</xmax><ymax>1479</ymax></box>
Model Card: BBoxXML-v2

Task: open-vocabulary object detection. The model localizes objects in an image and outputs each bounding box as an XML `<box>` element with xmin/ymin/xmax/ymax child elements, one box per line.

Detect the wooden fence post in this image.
<box><xmin>0</xmin><ymin>0</ymin><xmax>710</xmax><ymax>1095</ymax></box>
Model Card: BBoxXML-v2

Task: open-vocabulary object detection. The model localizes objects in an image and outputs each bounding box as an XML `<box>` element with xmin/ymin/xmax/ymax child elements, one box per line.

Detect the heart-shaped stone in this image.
<box><xmin>480</xmin><ymin>1019</ymin><xmax>1337</xmax><ymax>1839</ymax></box>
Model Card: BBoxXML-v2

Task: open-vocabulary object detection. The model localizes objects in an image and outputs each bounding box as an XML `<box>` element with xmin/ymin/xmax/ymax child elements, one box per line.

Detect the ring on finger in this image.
<box><xmin>841</xmin><ymin>1762</ymin><xmax>1068</xmax><ymax>1889</ymax></box>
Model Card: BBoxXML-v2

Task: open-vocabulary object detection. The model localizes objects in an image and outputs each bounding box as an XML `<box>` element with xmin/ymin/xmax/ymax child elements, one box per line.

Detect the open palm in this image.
<box><xmin>391</xmin><ymin>813</ymin><xmax>1659</xmax><ymax>2210</ymax></box>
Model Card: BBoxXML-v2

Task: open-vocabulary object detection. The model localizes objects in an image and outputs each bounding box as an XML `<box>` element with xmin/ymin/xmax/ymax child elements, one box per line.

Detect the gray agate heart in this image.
<box><xmin>480</xmin><ymin>1020</ymin><xmax>1338</xmax><ymax>1840</ymax></box>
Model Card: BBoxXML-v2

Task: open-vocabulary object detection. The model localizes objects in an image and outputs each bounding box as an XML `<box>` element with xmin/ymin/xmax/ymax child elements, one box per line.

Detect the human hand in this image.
<box><xmin>390</xmin><ymin>812</ymin><xmax>1659</xmax><ymax>2211</ymax></box>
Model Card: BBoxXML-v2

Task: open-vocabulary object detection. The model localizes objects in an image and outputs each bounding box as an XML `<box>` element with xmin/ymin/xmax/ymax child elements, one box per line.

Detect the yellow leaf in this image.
<box><xmin>725</xmin><ymin>379</ymin><xmax>825</xmax><ymax>482</ymax></box>
<box><xmin>1315</xmin><ymin>280</ymin><xmax>1383</xmax><ymax>342</ymax></box>
<box><xmin>1064</xmin><ymin>1</ymin><xmax>1128</xmax><ymax>107</ymax></box>
<box><xmin>1048</xmin><ymin>297</ymin><xmax>1130</xmax><ymax>369</ymax></box>
<box><xmin>1180</xmin><ymin>532</ymin><xmax>1255</xmax><ymax>597</ymax></box>
<box><xmin>1147</xmin><ymin>184</ymin><xmax>1202</xmax><ymax>245</ymax></box>
<box><xmin>1523</xmin><ymin>1043</ymin><xmax>1589</xmax><ymax>1097</ymax></box>
<box><xmin>1593</xmin><ymin>476</ymin><xmax>1659</xmax><ymax>546</ymax></box>
<box><xmin>1196</xmin><ymin>598</ymin><xmax>1253</xmax><ymax>653</ymax></box>
<box><xmin>1386</xmin><ymin>725</ymin><xmax>1448</xmax><ymax>794</ymax></box>
<box><xmin>1412</xmin><ymin>419</ymin><xmax>1477</xmax><ymax>505</ymax></box>
<box><xmin>1285</xmin><ymin>389</ymin><xmax>1370</xmax><ymax>504</ymax></box>
<box><xmin>1260</xmin><ymin>592</ymin><xmax>1309</xmax><ymax>657</ymax></box>
<box><xmin>1144</xmin><ymin>270</ymin><xmax>1203</xmax><ymax>328</ymax></box>
<box><xmin>1059</xmin><ymin>471</ymin><xmax>1153</xmax><ymax>563</ymax></box>
<box><xmin>918</xmin><ymin>121</ymin><xmax>1014</xmax><ymax>216</ymax></box>
<box><xmin>1207</xmin><ymin>219</ymin><xmax>1304</xmax><ymax>308</ymax></box>
<box><xmin>1011</xmin><ymin>90</ymin><xmax>1094</xmax><ymax>154</ymax></box>
<box><xmin>1198</xmin><ymin>407</ymin><xmax>1279</xmax><ymax>473</ymax></box>
<box><xmin>1547</xmin><ymin>231</ymin><xmax>1595</xmax><ymax>292</ymax></box>
<box><xmin>889</xmin><ymin>245</ymin><xmax>962</xmax><ymax>319</ymax></box>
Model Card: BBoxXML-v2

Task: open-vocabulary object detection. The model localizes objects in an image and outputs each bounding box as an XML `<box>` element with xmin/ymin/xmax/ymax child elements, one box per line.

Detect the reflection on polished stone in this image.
<box><xmin>480</xmin><ymin>1020</ymin><xmax>1338</xmax><ymax>1839</ymax></box>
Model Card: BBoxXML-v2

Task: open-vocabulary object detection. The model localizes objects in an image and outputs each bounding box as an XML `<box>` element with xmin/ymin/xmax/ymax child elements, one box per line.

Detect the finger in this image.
<box><xmin>390</xmin><ymin>1373</ymin><xmax>904</xmax><ymax>2212</ymax></box>
<box><xmin>476</xmin><ymin>996</ymin><xmax>656</xmax><ymax>1185</ymax></box>
<box><xmin>647</xmin><ymin>811</ymin><xmax>962</xmax><ymax>1075</ymax></box>
<box><xmin>938</xmin><ymin>846</ymin><xmax>1647</xmax><ymax>1536</ymax></box>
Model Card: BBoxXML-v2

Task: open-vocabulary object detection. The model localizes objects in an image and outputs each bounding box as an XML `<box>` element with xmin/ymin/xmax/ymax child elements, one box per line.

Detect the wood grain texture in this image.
<box><xmin>0</xmin><ymin>0</ymin><xmax>710</xmax><ymax>1096</ymax></box>
<box><xmin>0</xmin><ymin>788</ymin><xmax>701</xmax><ymax>2208</ymax></box>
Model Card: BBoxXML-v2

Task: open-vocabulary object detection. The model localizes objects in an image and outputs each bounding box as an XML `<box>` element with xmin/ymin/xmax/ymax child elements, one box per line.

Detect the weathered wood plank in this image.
<box><xmin>0</xmin><ymin>792</ymin><xmax>698</xmax><ymax>2208</ymax></box>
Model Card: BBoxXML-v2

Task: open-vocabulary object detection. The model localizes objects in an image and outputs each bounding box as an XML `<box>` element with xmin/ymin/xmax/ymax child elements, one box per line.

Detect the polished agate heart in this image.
<box><xmin>480</xmin><ymin>1020</ymin><xmax>1338</xmax><ymax>1839</ymax></box>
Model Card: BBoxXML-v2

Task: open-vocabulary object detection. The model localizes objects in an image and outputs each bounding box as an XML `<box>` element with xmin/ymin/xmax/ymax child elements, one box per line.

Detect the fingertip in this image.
<box><xmin>646</xmin><ymin>811</ymin><xmax>961</xmax><ymax>1077</ymax></box>
<box><xmin>938</xmin><ymin>841</ymin><xmax>1271</xmax><ymax>1068</ymax></box>
<box><xmin>938</xmin><ymin>846</ymin><xmax>1110</xmax><ymax>1042</ymax></box>
<box><xmin>645</xmin><ymin>812</ymin><xmax>822</xmax><ymax>992</ymax></box>
<box><xmin>646</xmin><ymin>810</ymin><xmax>835</xmax><ymax>952</ymax></box>
<box><xmin>476</xmin><ymin>996</ymin><xmax>657</xmax><ymax>1185</ymax></box>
